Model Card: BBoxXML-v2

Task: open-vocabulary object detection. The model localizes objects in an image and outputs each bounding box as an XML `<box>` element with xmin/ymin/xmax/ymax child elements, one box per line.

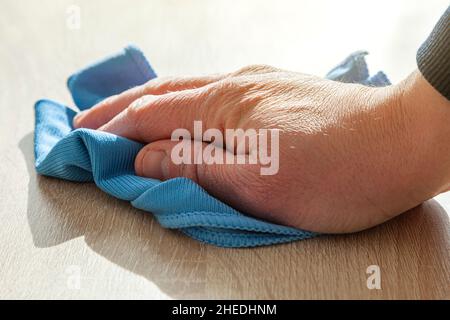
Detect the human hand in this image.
<box><xmin>73</xmin><ymin>65</ymin><xmax>450</xmax><ymax>233</ymax></box>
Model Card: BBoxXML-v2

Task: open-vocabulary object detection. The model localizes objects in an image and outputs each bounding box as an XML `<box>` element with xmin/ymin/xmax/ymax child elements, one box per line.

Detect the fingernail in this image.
<box><xmin>141</xmin><ymin>150</ymin><xmax>169</xmax><ymax>180</ymax></box>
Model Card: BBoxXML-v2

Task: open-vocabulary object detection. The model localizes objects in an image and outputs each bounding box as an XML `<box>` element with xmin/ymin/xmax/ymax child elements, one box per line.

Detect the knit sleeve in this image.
<box><xmin>416</xmin><ymin>6</ymin><xmax>450</xmax><ymax>100</ymax></box>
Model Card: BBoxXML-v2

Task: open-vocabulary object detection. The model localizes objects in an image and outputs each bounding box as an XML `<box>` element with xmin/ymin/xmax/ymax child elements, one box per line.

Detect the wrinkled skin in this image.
<box><xmin>74</xmin><ymin>65</ymin><xmax>450</xmax><ymax>233</ymax></box>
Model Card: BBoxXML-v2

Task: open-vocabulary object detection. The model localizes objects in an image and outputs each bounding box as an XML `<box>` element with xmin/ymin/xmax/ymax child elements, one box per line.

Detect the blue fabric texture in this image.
<box><xmin>34</xmin><ymin>46</ymin><xmax>390</xmax><ymax>248</ymax></box>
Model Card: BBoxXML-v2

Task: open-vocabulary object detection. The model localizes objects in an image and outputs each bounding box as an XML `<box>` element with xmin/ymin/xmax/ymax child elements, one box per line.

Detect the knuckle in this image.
<box><xmin>143</xmin><ymin>76</ymin><xmax>171</xmax><ymax>93</ymax></box>
<box><xmin>126</xmin><ymin>94</ymin><xmax>158</xmax><ymax>131</ymax></box>
<box><xmin>209</xmin><ymin>77</ymin><xmax>256</xmax><ymax>99</ymax></box>
<box><xmin>203</xmin><ymin>80</ymin><xmax>243</xmax><ymax>127</ymax></box>
<box><xmin>143</xmin><ymin>76</ymin><xmax>185</xmax><ymax>94</ymax></box>
<box><xmin>127</xmin><ymin>95</ymin><xmax>155</xmax><ymax>113</ymax></box>
<box><xmin>233</xmin><ymin>64</ymin><xmax>279</xmax><ymax>76</ymax></box>
<box><xmin>207</xmin><ymin>79</ymin><xmax>261</xmax><ymax>128</ymax></box>
<box><xmin>210</xmin><ymin>77</ymin><xmax>241</xmax><ymax>94</ymax></box>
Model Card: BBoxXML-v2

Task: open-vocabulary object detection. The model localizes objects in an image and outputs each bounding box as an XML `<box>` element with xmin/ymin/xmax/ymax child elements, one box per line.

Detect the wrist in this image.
<box><xmin>393</xmin><ymin>70</ymin><xmax>450</xmax><ymax>196</ymax></box>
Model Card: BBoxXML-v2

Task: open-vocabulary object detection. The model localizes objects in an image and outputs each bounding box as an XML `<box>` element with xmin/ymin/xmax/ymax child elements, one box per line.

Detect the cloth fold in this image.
<box><xmin>34</xmin><ymin>46</ymin><xmax>389</xmax><ymax>247</ymax></box>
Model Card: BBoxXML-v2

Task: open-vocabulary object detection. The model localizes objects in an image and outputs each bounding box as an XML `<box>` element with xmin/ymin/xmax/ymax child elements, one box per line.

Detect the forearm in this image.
<box><xmin>395</xmin><ymin>70</ymin><xmax>450</xmax><ymax>199</ymax></box>
<box><xmin>387</xmin><ymin>5</ymin><xmax>450</xmax><ymax>200</ymax></box>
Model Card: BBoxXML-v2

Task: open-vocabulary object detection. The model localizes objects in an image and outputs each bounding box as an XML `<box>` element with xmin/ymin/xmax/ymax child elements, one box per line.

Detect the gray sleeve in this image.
<box><xmin>416</xmin><ymin>6</ymin><xmax>449</xmax><ymax>100</ymax></box>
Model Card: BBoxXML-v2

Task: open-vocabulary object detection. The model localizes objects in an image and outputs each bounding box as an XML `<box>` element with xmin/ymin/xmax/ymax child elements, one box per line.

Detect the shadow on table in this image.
<box><xmin>19</xmin><ymin>132</ymin><xmax>450</xmax><ymax>299</ymax></box>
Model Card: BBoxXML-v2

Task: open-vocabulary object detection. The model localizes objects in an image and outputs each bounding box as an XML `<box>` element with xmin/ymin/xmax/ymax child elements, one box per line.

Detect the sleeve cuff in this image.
<box><xmin>416</xmin><ymin>6</ymin><xmax>450</xmax><ymax>100</ymax></box>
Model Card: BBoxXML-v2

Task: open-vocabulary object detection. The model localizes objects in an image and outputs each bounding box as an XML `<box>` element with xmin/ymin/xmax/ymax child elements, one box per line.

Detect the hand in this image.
<box><xmin>73</xmin><ymin>65</ymin><xmax>450</xmax><ymax>233</ymax></box>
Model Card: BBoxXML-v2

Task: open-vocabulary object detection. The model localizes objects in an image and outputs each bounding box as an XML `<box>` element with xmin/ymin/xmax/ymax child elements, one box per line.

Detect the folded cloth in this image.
<box><xmin>34</xmin><ymin>46</ymin><xmax>390</xmax><ymax>248</ymax></box>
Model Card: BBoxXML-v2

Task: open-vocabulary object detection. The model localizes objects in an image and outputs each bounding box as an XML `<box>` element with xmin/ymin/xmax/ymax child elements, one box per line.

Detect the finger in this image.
<box><xmin>134</xmin><ymin>139</ymin><xmax>271</xmax><ymax>220</ymax></box>
<box><xmin>73</xmin><ymin>86</ymin><xmax>145</xmax><ymax>129</ymax></box>
<box><xmin>73</xmin><ymin>64</ymin><xmax>282</xmax><ymax>130</ymax></box>
<box><xmin>73</xmin><ymin>74</ymin><xmax>226</xmax><ymax>129</ymax></box>
<box><xmin>97</xmin><ymin>82</ymin><xmax>223</xmax><ymax>143</ymax></box>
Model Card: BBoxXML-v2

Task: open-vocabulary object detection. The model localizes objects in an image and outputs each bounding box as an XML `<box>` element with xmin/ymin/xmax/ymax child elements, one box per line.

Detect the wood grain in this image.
<box><xmin>0</xmin><ymin>0</ymin><xmax>449</xmax><ymax>299</ymax></box>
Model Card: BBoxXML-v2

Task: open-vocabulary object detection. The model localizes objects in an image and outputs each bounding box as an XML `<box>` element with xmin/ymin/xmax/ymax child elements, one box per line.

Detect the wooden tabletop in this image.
<box><xmin>1</xmin><ymin>0</ymin><xmax>449</xmax><ymax>299</ymax></box>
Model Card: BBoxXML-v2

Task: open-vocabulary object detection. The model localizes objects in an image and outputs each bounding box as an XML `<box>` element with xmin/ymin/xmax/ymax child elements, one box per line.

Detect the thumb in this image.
<box><xmin>134</xmin><ymin>139</ymin><xmax>269</xmax><ymax>217</ymax></box>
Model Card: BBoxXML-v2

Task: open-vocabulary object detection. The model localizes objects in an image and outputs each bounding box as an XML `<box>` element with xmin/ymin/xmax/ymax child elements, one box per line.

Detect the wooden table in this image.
<box><xmin>1</xmin><ymin>0</ymin><xmax>449</xmax><ymax>299</ymax></box>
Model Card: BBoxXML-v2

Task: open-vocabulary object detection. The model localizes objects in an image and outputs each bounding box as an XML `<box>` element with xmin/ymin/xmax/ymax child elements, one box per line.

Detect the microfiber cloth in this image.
<box><xmin>34</xmin><ymin>46</ymin><xmax>390</xmax><ymax>248</ymax></box>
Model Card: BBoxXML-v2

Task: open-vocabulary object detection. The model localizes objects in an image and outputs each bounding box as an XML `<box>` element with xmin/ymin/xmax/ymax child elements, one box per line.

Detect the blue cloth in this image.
<box><xmin>34</xmin><ymin>46</ymin><xmax>390</xmax><ymax>248</ymax></box>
